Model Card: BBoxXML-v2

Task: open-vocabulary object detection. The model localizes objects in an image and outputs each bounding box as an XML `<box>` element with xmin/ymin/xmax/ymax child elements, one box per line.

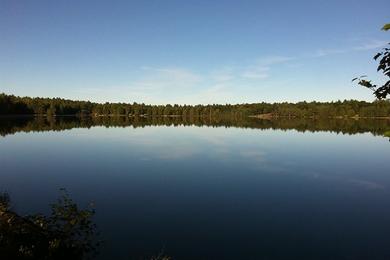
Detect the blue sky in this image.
<box><xmin>0</xmin><ymin>0</ymin><xmax>389</xmax><ymax>104</ymax></box>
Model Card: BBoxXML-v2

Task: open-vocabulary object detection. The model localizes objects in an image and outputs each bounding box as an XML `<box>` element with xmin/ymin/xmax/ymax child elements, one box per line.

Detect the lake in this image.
<box><xmin>1</xmin><ymin>116</ymin><xmax>390</xmax><ymax>259</ymax></box>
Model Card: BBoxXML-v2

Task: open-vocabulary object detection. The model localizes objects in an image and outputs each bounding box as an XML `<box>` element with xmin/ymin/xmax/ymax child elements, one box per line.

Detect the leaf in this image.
<box><xmin>373</xmin><ymin>52</ymin><xmax>382</xmax><ymax>60</ymax></box>
<box><xmin>382</xmin><ymin>23</ymin><xmax>390</xmax><ymax>31</ymax></box>
<box><xmin>358</xmin><ymin>79</ymin><xmax>375</xmax><ymax>89</ymax></box>
<box><xmin>377</xmin><ymin>64</ymin><xmax>386</xmax><ymax>72</ymax></box>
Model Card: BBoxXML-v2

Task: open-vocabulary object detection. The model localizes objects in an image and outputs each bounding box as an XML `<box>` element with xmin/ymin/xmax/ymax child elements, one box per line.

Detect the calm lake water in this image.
<box><xmin>1</xmin><ymin>117</ymin><xmax>390</xmax><ymax>259</ymax></box>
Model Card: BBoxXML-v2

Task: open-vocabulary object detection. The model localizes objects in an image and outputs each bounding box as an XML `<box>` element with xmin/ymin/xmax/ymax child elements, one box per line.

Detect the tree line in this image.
<box><xmin>1</xmin><ymin>93</ymin><xmax>390</xmax><ymax>118</ymax></box>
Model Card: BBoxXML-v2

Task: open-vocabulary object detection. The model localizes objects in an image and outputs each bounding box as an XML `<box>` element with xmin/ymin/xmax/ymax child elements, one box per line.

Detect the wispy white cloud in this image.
<box><xmin>74</xmin><ymin>87</ymin><xmax>106</xmax><ymax>94</ymax></box>
<box><xmin>314</xmin><ymin>48</ymin><xmax>346</xmax><ymax>57</ymax></box>
<box><xmin>76</xmin><ymin>55</ymin><xmax>295</xmax><ymax>104</ymax></box>
<box><xmin>210</xmin><ymin>68</ymin><xmax>235</xmax><ymax>82</ymax></box>
<box><xmin>256</xmin><ymin>56</ymin><xmax>294</xmax><ymax>65</ymax></box>
<box><xmin>134</xmin><ymin>67</ymin><xmax>202</xmax><ymax>91</ymax></box>
<box><xmin>212</xmin><ymin>73</ymin><xmax>233</xmax><ymax>82</ymax></box>
<box><xmin>313</xmin><ymin>39</ymin><xmax>387</xmax><ymax>58</ymax></box>
<box><xmin>241</xmin><ymin>55</ymin><xmax>293</xmax><ymax>79</ymax></box>
<box><xmin>135</xmin><ymin>61</ymin><xmax>279</xmax><ymax>103</ymax></box>
<box><xmin>353</xmin><ymin>39</ymin><xmax>387</xmax><ymax>51</ymax></box>
<box><xmin>241</xmin><ymin>66</ymin><xmax>269</xmax><ymax>79</ymax></box>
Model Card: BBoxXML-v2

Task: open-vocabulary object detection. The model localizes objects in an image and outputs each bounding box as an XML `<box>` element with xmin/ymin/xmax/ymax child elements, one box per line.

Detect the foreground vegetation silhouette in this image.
<box><xmin>0</xmin><ymin>191</ymin><xmax>174</xmax><ymax>260</ymax></box>
<box><xmin>353</xmin><ymin>23</ymin><xmax>390</xmax><ymax>99</ymax></box>
<box><xmin>0</xmin><ymin>190</ymin><xmax>99</xmax><ymax>260</ymax></box>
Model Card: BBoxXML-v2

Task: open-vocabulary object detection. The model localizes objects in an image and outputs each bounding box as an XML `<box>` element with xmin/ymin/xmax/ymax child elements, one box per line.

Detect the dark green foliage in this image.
<box><xmin>382</xmin><ymin>23</ymin><xmax>390</xmax><ymax>31</ymax></box>
<box><xmin>0</xmin><ymin>190</ymin><xmax>98</xmax><ymax>260</ymax></box>
<box><xmin>1</xmin><ymin>93</ymin><xmax>390</xmax><ymax>119</ymax></box>
<box><xmin>353</xmin><ymin>23</ymin><xmax>390</xmax><ymax>99</ymax></box>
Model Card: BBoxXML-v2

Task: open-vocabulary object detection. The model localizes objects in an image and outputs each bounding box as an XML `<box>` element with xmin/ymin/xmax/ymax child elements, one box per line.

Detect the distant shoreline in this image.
<box><xmin>248</xmin><ymin>114</ymin><xmax>390</xmax><ymax>120</ymax></box>
<box><xmin>2</xmin><ymin>93</ymin><xmax>390</xmax><ymax>119</ymax></box>
<box><xmin>1</xmin><ymin>114</ymin><xmax>390</xmax><ymax>120</ymax></box>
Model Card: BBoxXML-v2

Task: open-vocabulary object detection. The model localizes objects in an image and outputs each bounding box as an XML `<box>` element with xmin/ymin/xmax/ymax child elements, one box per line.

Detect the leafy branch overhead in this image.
<box><xmin>353</xmin><ymin>23</ymin><xmax>390</xmax><ymax>99</ymax></box>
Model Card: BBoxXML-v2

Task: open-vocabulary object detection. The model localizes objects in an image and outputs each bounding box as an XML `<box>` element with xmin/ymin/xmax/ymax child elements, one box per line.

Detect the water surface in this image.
<box><xmin>1</xmin><ymin>117</ymin><xmax>390</xmax><ymax>259</ymax></box>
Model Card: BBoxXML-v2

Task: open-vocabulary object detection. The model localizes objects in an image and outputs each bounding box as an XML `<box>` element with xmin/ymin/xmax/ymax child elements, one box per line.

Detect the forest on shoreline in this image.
<box><xmin>1</xmin><ymin>93</ymin><xmax>390</xmax><ymax>119</ymax></box>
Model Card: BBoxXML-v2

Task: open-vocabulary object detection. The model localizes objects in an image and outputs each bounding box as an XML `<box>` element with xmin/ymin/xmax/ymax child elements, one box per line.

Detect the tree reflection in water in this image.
<box><xmin>1</xmin><ymin>116</ymin><xmax>390</xmax><ymax>138</ymax></box>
